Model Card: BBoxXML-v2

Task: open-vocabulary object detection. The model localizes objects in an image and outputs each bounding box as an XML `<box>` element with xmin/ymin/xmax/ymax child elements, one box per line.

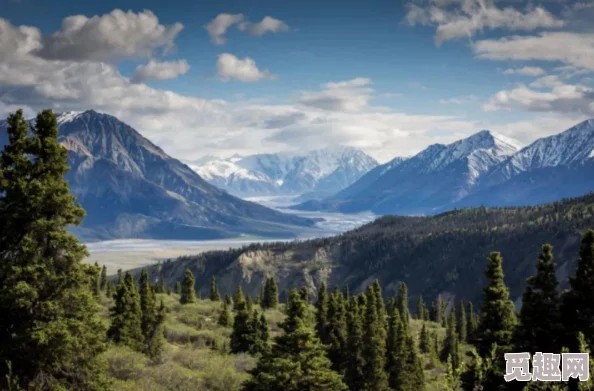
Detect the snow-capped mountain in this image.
<box><xmin>293</xmin><ymin>130</ymin><xmax>521</xmax><ymax>214</ymax></box>
<box><xmin>0</xmin><ymin>110</ymin><xmax>314</xmax><ymax>240</ymax></box>
<box><xmin>189</xmin><ymin>146</ymin><xmax>379</xmax><ymax>200</ymax></box>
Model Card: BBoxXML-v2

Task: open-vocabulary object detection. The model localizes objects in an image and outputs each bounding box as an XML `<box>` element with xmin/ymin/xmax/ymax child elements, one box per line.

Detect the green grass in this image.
<box><xmin>98</xmin><ymin>293</ymin><xmax>469</xmax><ymax>390</ymax></box>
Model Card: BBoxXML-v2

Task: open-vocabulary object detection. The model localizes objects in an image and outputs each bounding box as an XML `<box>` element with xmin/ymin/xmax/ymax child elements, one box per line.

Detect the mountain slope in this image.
<box><xmin>293</xmin><ymin>130</ymin><xmax>519</xmax><ymax>214</ymax></box>
<box><xmin>140</xmin><ymin>192</ymin><xmax>594</xmax><ymax>307</ymax></box>
<box><xmin>190</xmin><ymin>146</ymin><xmax>378</xmax><ymax>199</ymax></box>
<box><xmin>0</xmin><ymin>110</ymin><xmax>315</xmax><ymax>241</ymax></box>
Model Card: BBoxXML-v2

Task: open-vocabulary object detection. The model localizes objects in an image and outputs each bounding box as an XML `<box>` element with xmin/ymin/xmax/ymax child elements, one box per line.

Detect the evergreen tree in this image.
<box><xmin>0</xmin><ymin>109</ymin><xmax>108</xmax><ymax>390</ymax></box>
<box><xmin>249</xmin><ymin>310</ymin><xmax>270</xmax><ymax>355</ymax></box>
<box><xmin>386</xmin><ymin>306</ymin><xmax>405</xmax><ymax>391</ymax></box>
<box><xmin>515</xmin><ymin>244</ymin><xmax>562</xmax><ymax>355</ymax></box>
<box><xmin>315</xmin><ymin>281</ymin><xmax>329</xmax><ymax>343</ymax></box>
<box><xmin>146</xmin><ymin>299</ymin><xmax>166</xmax><ymax>360</ymax></box>
<box><xmin>300</xmin><ymin>286</ymin><xmax>309</xmax><ymax>303</ymax></box>
<box><xmin>461</xmin><ymin>347</ymin><xmax>495</xmax><ymax>391</ymax></box>
<box><xmin>562</xmin><ymin>230</ymin><xmax>594</xmax><ymax>349</ymax></box>
<box><xmin>242</xmin><ymin>289</ymin><xmax>347</xmax><ymax>391</ymax></box>
<box><xmin>231</xmin><ymin>287</ymin><xmax>257</xmax><ymax>353</ymax></box>
<box><xmin>100</xmin><ymin>265</ymin><xmax>108</xmax><ymax>292</ymax></box>
<box><xmin>246</xmin><ymin>295</ymin><xmax>253</xmax><ymax>313</ymax></box>
<box><xmin>175</xmin><ymin>281</ymin><xmax>181</xmax><ymax>295</ymax></box>
<box><xmin>373</xmin><ymin>279</ymin><xmax>388</xmax><ymax>333</ymax></box>
<box><xmin>362</xmin><ymin>284</ymin><xmax>390</xmax><ymax>391</ymax></box>
<box><xmin>403</xmin><ymin>334</ymin><xmax>425</xmax><ymax>391</ymax></box>
<box><xmin>158</xmin><ymin>270</ymin><xmax>167</xmax><ymax>294</ymax></box>
<box><xmin>180</xmin><ymin>269</ymin><xmax>196</xmax><ymax>304</ymax></box>
<box><xmin>261</xmin><ymin>277</ymin><xmax>279</xmax><ymax>310</ymax></box>
<box><xmin>218</xmin><ymin>300</ymin><xmax>233</xmax><ymax>327</ymax></box>
<box><xmin>441</xmin><ymin>312</ymin><xmax>460</xmax><ymax>370</ymax></box>
<box><xmin>234</xmin><ymin>285</ymin><xmax>246</xmax><ymax>311</ymax></box>
<box><xmin>419</xmin><ymin>322</ymin><xmax>430</xmax><ymax>353</ymax></box>
<box><xmin>210</xmin><ymin>275</ymin><xmax>221</xmax><ymax>301</ymax></box>
<box><xmin>225</xmin><ymin>294</ymin><xmax>233</xmax><ymax>306</ymax></box>
<box><xmin>457</xmin><ymin>300</ymin><xmax>467</xmax><ymax>343</ymax></box>
<box><xmin>466</xmin><ymin>301</ymin><xmax>478</xmax><ymax>342</ymax></box>
<box><xmin>444</xmin><ymin>354</ymin><xmax>464</xmax><ymax>391</ymax></box>
<box><xmin>91</xmin><ymin>262</ymin><xmax>101</xmax><ymax>297</ymax></box>
<box><xmin>108</xmin><ymin>273</ymin><xmax>144</xmax><ymax>351</ymax></box>
<box><xmin>139</xmin><ymin>269</ymin><xmax>165</xmax><ymax>359</ymax></box>
<box><xmin>326</xmin><ymin>286</ymin><xmax>348</xmax><ymax>373</ymax></box>
<box><xmin>431</xmin><ymin>295</ymin><xmax>444</xmax><ymax>324</ymax></box>
<box><xmin>417</xmin><ymin>295</ymin><xmax>428</xmax><ymax>320</ymax></box>
<box><xmin>106</xmin><ymin>281</ymin><xmax>114</xmax><ymax>297</ymax></box>
<box><xmin>345</xmin><ymin>296</ymin><xmax>366</xmax><ymax>391</ymax></box>
<box><xmin>117</xmin><ymin>269</ymin><xmax>123</xmax><ymax>286</ymax></box>
<box><xmin>397</xmin><ymin>282</ymin><xmax>410</xmax><ymax>326</ymax></box>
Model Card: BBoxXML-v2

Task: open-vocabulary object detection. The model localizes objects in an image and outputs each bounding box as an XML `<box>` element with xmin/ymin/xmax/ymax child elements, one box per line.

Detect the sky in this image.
<box><xmin>0</xmin><ymin>0</ymin><xmax>593</xmax><ymax>163</ymax></box>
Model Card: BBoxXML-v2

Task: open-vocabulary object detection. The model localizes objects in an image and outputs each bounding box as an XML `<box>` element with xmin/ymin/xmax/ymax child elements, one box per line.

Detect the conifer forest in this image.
<box><xmin>2</xmin><ymin>110</ymin><xmax>594</xmax><ymax>391</ymax></box>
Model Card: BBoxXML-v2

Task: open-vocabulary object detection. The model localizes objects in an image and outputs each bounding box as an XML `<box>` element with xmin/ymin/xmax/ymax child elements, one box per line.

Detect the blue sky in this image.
<box><xmin>1</xmin><ymin>0</ymin><xmax>593</xmax><ymax>162</ymax></box>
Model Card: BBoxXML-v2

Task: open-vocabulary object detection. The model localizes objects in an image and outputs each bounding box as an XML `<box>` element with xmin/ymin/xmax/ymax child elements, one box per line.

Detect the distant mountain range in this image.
<box><xmin>188</xmin><ymin>146</ymin><xmax>378</xmax><ymax>201</ymax></box>
<box><xmin>292</xmin><ymin>119</ymin><xmax>594</xmax><ymax>215</ymax></box>
<box><xmin>0</xmin><ymin>110</ymin><xmax>315</xmax><ymax>241</ymax></box>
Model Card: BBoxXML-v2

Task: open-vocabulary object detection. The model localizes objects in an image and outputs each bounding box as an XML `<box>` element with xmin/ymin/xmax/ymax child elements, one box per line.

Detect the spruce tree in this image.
<box><xmin>417</xmin><ymin>295</ymin><xmax>428</xmax><ymax>320</ymax></box>
<box><xmin>249</xmin><ymin>309</ymin><xmax>270</xmax><ymax>355</ymax></box>
<box><xmin>218</xmin><ymin>300</ymin><xmax>233</xmax><ymax>327</ymax></box>
<box><xmin>403</xmin><ymin>334</ymin><xmax>425</xmax><ymax>391</ymax></box>
<box><xmin>326</xmin><ymin>286</ymin><xmax>347</xmax><ymax>373</ymax></box>
<box><xmin>386</xmin><ymin>306</ymin><xmax>405</xmax><ymax>391</ymax></box>
<box><xmin>234</xmin><ymin>285</ymin><xmax>246</xmax><ymax>311</ymax></box>
<box><xmin>562</xmin><ymin>230</ymin><xmax>594</xmax><ymax>349</ymax></box>
<box><xmin>175</xmin><ymin>281</ymin><xmax>181</xmax><ymax>295</ymax></box>
<box><xmin>106</xmin><ymin>281</ymin><xmax>114</xmax><ymax>297</ymax></box>
<box><xmin>139</xmin><ymin>269</ymin><xmax>165</xmax><ymax>359</ymax></box>
<box><xmin>315</xmin><ymin>281</ymin><xmax>329</xmax><ymax>343</ymax></box>
<box><xmin>158</xmin><ymin>270</ymin><xmax>167</xmax><ymax>294</ymax></box>
<box><xmin>180</xmin><ymin>268</ymin><xmax>196</xmax><ymax>304</ymax></box>
<box><xmin>397</xmin><ymin>282</ymin><xmax>410</xmax><ymax>326</ymax></box>
<box><xmin>100</xmin><ymin>264</ymin><xmax>108</xmax><ymax>292</ymax></box>
<box><xmin>300</xmin><ymin>286</ymin><xmax>309</xmax><ymax>303</ymax></box>
<box><xmin>345</xmin><ymin>296</ymin><xmax>366</xmax><ymax>391</ymax></box>
<box><xmin>441</xmin><ymin>312</ymin><xmax>460</xmax><ymax>370</ymax></box>
<box><xmin>117</xmin><ymin>269</ymin><xmax>123</xmax><ymax>286</ymax></box>
<box><xmin>231</xmin><ymin>287</ymin><xmax>257</xmax><ymax>353</ymax></box>
<box><xmin>373</xmin><ymin>279</ymin><xmax>388</xmax><ymax>333</ymax></box>
<box><xmin>108</xmin><ymin>273</ymin><xmax>144</xmax><ymax>351</ymax></box>
<box><xmin>210</xmin><ymin>275</ymin><xmax>221</xmax><ymax>301</ymax></box>
<box><xmin>242</xmin><ymin>289</ymin><xmax>347</xmax><ymax>391</ymax></box>
<box><xmin>0</xmin><ymin>109</ymin><xmax>108</xmax><ymax>390</ymax></box>
<box><xmin>91</xmin><ymin>262</ymin><xmax>101</xmax><ymax>297</ymax></box>
<box><xmin>466</xmin><ymin>301</ymin><xmax>478</xmax><ymax>342</ymax></box>
<box><xmin>431</xmin><ymin>295</ymin><xmax>444</xmax><ymax>324</ymax></box>
<box><xmin>419</xmin><ymin>322</ymin><xmax>430</xmax><ymax>353</ymax></box>
<box><xmin>457</xmin><ymin>300</ymin><xmax>467</xmax><ymax>343</ymax></box>
<box><xmin>362</xmin><ymin>284</ymin><xmax>390</xmax><ymax>391</ymax></box>
<box><xmin>515</xmin><ymin>244</ymin><xmax>562</xmax><ymax>355</ymax></box>
<box><xmin>261</xmin><ymin>277</ymin><xmax>279</xmax><ymax>310</ymax></box>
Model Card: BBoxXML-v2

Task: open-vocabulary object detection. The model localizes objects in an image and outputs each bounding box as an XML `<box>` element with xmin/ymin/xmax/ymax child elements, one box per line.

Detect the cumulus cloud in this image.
<box><xmin>483</xmin><ymin>78</ymin><xmax>594</xmax><ymax>116</ymax></box>
<box><xmin>298</xmin><ymin>78</ymin><xmax>375</xmax><ymax>112</ymax></box>
<box><xmin>204</xmin><ymin>13</ymin><xmax>244</xmax><ymax>45</ymax></box>
<box><xmin>204</xmin><ymin>13</ymin><xmax>289</xmax><ymax>45</ymax></box>
<box><xmin>36</xmin><ymin>9</ymin><xmax>183</xmax><ymax>62</ymax></box>
<box><xmin>405</xmin><ymin>0</ymin><xmax>564</xmax><ymax>44</ymax></box>
<box><xmin>502</xmin><ymin>66</ymin><xmax>546</xmax><ymax>76</ymax></box>
<box><xmin>473</xmin><ymin>32</ymin><xmax>594</xmax><ymax>71</ymax></box>
<box><xmin>238</xmin><ymin>16</ymin><xmax>289</xmax><ymax>36</ymax></box>
<box><xmin>216</xmin><ymin>53</ymin><xmax>276</xmax><ymax>82</ymax></box>
<box><xmin>130</xmin><ymin>59</ymin><xmax>190</xmax><ymax>83</ymax></box>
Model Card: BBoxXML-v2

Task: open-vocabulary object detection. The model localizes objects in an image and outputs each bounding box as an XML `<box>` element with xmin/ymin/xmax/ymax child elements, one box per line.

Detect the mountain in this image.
<box><xmin>454</xmin><ymin>119</ymin><xmax>594</xmax><ymax>208</ymax></box>
<box><xmin>137</xmin><ymin>192</ymin><xmax>594</xmax><ymax>307</ymax></box>
<box><xmin>293</xmin><ymin>130</ymin><xmax>519</xmax><ymax>214</ymax></box>
<box><xmin>189</xmin><ymin>146</ymin><xmax>379</xmax><ymax>200</ymax></box>
<box><xmin>0</xmin><ymin>110</ymin><xmax>315</xmax><ymax>241</ymax></box>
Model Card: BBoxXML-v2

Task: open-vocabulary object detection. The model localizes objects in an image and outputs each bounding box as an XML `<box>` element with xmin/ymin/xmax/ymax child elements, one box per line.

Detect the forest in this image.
<box><xmin>1</xmin><ymin>109</ymin><xmax>594</xmax><ymax>391</ymax></box>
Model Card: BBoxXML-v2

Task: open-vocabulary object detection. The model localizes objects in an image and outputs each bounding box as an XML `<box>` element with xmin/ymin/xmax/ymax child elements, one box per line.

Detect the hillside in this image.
<box><xmin>0</xmin><ymin>110</ymin><xmax>315</xmax><ymax>241</ymax></box>
<box><xmin>144</xmin><ymin>192</ymin><xmax>594</xmax><ymax>306</ymax></box>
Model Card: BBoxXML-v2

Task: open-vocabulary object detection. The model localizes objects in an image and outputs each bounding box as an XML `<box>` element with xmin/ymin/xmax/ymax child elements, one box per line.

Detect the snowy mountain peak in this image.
<box><xmin>56</xmin><ymin>111</ymin><xmax>83</xmax><ymax>125</ymax></box>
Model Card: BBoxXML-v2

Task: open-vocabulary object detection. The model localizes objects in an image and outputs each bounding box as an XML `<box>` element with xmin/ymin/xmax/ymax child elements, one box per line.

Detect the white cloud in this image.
<box><xmin>502</xmin><ymin>66</ymin><xmax>546</xmax><ymax>76</ymax></box>
<box><xmin>130</xmin><ymin>59</ymin><xmax>190</xmax><ymax>83</ymax></box>
<box><xmin>439</xmin><ymin>95</ymin><xmax>477</xmax><ymax>104</ymax></box>
<box><xmin>405</xmin><ymin>0</ymin><xmax>564</xmax><ymax>44</ymax></box>
<box><xmin>473</xmin><ymin>32</ymin><xmax>594</xmax><ymax>71</ymax></box>
<box><xmin>297</xmin><ymin>78</ymin><xmax>375</xmax><ymax>112</ymax></box>
<box><xmin>216</xmin><ymin>53</ymin><xmax>275</xmax><ymax>82</ymax></box>
<box><xmin>238</xmin><ymin>16</ymin><xmax>289</xmax><ymax>36</ymax></box>
<box><xmin>483</xmin><ymin>79</ymin><xmax>594</xmax><ymax>116</ymax></box>
<box><xmin>36</xmin><ymin>10</ymin><xmax>183</xmax><ymax>62</ymax></box>
<box><xmin>204</xmin><ymin>13</ymin><xmax>289</xmax><ymax>45</ymax></box>
<box><xmin>204</xmin><ymin>13</ymin><xmax>244</xmax><ymax>45</ymax></box>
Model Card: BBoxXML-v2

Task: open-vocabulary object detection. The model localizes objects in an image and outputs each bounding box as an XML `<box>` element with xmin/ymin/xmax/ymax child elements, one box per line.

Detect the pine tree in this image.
<box><xmin>326</xmin><ymin>286</ymin><xmax>348</xmax><ymax>373</ymax></box>
<box><xmin>210</xmin><ymin>275</ymin><xmax>221</xmax><ymax>301</ymax></box>
<box><xmin>108</xmin><ymin>273</ymin><xmax>144</xmax><ymax>351</ymax></box>
<box><xmin>515</xmin><ymin>244</ymin><xmax>562</xmax><ymax>355</ymax></box>
<box><xmin>431</xmin><ymin>295</ymin><xmax>444</xmax><ymax>324</ymax></box>
<box><xmin>100</xmin><ymin>265</ymin><xmax>108</xmax><ymax>292</ymax></box>
<box><xmin>234</xmin><ymin>285</ymin><xmax>246</xmax><ymax>311</ymax></box>
<box><xmin>139</xmin><ymin>269</ymin><xmax>165</xmax><ymax>359</ymax></box>
<box><xmin>419</xmin><ymin>322</ymin><xmax>430</xmax><ymax>353</ymax></box>
<box><xmin>345</xmin><ymin>296</ymin><xmax>366</xmax><ymax>391</ymax></box>
<box><xmin>242</xmin><ymin>289</ymin><xmax>347</xmax><ymax>391</ymax></box>
<box><xmin>457</xmin><ymin>300</ymin><xmax>467</xmax><ymax>343</ymax></box>
<box><xmin>106</xmin><ymin>281</ymin><xmax>114</xmax><ymax>297</ymax></box>
<box><xmin>261</xmin><ymin>277</ymin><xmax>279</xmax><ymax>310</ymax></box>
<box><xmin>218</xmin><ymin>300</ymin><xmax>233</xmax><ymax>327</ymax></box>
<box><xmin>146</xmin><ymin>299</ymin><xmax>166</xmax><ymax>360</ymax></box>
<box><xmin>403</xmin><ymin>334</ymin><xmax>425</xmax><ymax>391</ymax></box>
<box><xmin>300</xmin><ymin>286</ymin><xmax>309</xmax><ymax>303</ymax></box>
<box><xmin>175</xmin><ymin>281</ymin><xmax>181</xmax><ymax>295</ymax></box>
<box><xmin>373</xmin><ymin>279</ymin><xmax>388</xmax><ymax>332</ymax></box>
<box><xmin>362</xmin><ymin>284</ymin><xmax>390</xmax><ymax>391</ymax></box>
<box><xmin>90</xmin><ymin>262</ymin><xmax>101</xmax><ymax>297</ymax></box>
<box><xmin>249</xmin><ymin>309</ymin><xmax>270</xmax><ymax>355</ymax></box>
<box><xmin>225</xmin><ymin>294</ymin><xmax>233</xmax><ymax>306</ymax></box>
<box><xmin>315</xmin><ymin>281</ymin><xmax>329</xmax><ymax>343</ymax></box>
<box><xmin>386</xmin><ymin>306</ymin><xmax>405</xmax><ymax>391</ymax></box>
<box><xmin>444</xmin><ymin>354</ymin><xmax>464</xmax><ymax>391</ymax></box>
<box><xmin>158</xmin><ymin>270</ymin><xmax>167</xmax><ymax>294</ymax></box>
<box><xmin>231</xmin><ymin>287</ymin><xmax>257</xmax><ymax>353</ymax></box>
<box><xmin>562</xmin><ymin>230</ymin><xmax>594</xmax><ymax>349</ymax></box>
<box><xmin>397</xmin><ymin>282</ymin><xmax>410</xmax><ymax>327</ymax></box>
<box><xmin>0</xmin><ymin>109</ymin><xmax>108</xmax><ymax>390</ymax></box>
<box><xmin>180</xmin><ymin>269</ymin><xmax>196</xmax><ymax>304</ymax></box>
